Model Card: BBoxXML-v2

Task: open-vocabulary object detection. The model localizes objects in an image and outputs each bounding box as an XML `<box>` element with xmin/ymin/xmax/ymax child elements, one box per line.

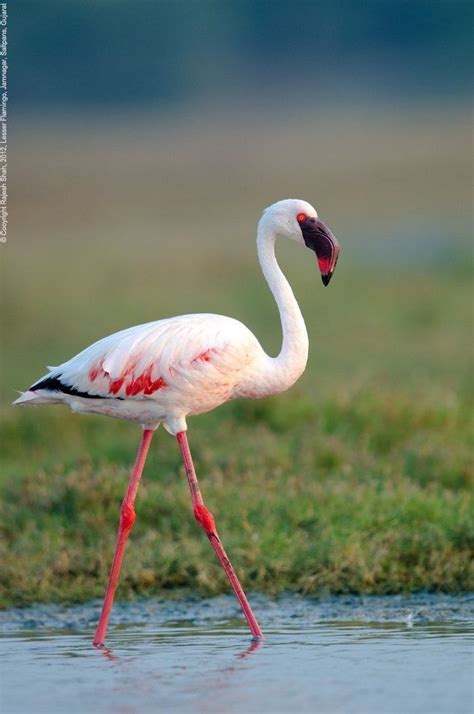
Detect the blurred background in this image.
<box><xmin>6</xmin><ymin>0</ymin><xmax>472</xmax><ymax>399</ymax></box>
<box><xmin>1</xmin><ymin>1</ymin><xmax>472</xmax><ymax>604</ymax></box>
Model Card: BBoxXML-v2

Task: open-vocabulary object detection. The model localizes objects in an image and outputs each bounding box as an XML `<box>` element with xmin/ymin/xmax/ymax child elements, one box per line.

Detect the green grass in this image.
<box><xmin>2</xmin><ymin>114</ymin><xmax>473</xmax><ymax>607</ymax></box>
<box><xmin>1</xmin><ymin>384</ymin><xmax>472</xmax><ymax>608</ymax></box>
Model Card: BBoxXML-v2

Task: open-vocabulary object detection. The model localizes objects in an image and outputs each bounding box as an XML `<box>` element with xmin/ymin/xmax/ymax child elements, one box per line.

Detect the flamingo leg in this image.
<box><xmin>176</xmin><ymin>431</ymin><xmax>263</xmax><ymax>640</ymax></box>
<box><xmin>93</xmin><ymin>428</ymin><xmax>154</xmax><ymax>646</ymax></box>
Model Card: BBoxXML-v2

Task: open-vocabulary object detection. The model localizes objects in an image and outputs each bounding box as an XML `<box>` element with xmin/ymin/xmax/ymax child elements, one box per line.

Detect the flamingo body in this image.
<box><xmin>15</xmin><ymin>313</ymin><xmax>279</xmax><ymax>434</ymax></box>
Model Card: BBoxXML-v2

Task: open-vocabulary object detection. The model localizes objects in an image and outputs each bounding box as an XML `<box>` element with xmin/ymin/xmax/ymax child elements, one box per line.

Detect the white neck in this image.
<box><xmin>255</xmin><ymin>224</ymin><xmax>309</xmax><ymax>395</ymax></box>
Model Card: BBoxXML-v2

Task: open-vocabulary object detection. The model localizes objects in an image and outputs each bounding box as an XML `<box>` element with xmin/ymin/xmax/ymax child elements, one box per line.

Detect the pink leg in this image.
<box><xmin>93</xmin><ymin>428</ymin><xmax>154</xmax><ymax>646</ymax></box>
<box><xmin>177</xmin><ymin>431</ymin><xmax>263</xmax><ymax>640</ymax></box>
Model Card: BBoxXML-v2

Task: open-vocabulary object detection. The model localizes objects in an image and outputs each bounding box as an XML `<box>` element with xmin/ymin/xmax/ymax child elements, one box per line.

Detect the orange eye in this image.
<box><xmin>297</xmin><ymin>213</ymin><xmax>307</xmax><ymax>223</ymax></box>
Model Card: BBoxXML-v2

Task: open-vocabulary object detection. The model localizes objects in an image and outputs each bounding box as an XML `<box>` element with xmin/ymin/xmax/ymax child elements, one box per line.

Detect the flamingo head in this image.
<box><xmin>260</xmin><ymin>198</ymin><xmax>340</xmax><ymax>286</ymax></box>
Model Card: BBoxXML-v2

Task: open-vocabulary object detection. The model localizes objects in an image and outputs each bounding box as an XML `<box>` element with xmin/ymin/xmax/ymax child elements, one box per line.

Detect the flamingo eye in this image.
<box><xmin>296</xmin><ymin>213</ymin><xmax>307</xmax><ymax>223</ymax></box>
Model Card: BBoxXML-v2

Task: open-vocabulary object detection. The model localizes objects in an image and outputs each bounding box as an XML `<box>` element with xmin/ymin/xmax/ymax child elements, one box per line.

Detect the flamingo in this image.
<box><xmin>13</xmin><ymin>199</ymin><xmax>340</xmax><ymax>645</ymax></box>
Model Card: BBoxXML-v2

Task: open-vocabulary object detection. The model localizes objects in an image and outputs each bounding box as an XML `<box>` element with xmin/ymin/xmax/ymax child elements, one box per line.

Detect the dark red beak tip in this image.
<box><xmin>321</xmin><ymin>273</ymin><xmax>332</xmax><ymax>286</ymax></box>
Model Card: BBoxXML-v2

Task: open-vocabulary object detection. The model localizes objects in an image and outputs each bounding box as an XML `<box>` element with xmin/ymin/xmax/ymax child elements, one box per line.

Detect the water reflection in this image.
<box><xmin>93</xmin><ymin>631</ymin><xmax>263</xmax><ymax>664</ymax></box>
<box><xmin>94</xmin><ymin>642</ymin><xmax>122</xmax><ymax>662</ymax></box>
<box><xmin>237</xmin><ymin>637</ymin><xmax>264</xmax><ymax>659</ymax></box>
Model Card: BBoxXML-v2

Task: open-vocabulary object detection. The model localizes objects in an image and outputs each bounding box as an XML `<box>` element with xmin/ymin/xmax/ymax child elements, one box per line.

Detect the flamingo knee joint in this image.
<box><xmin>120</xmin><ymin>502</ymin><xmax>136</xmax><ymax>531</ymax></box>
<box><xmin>194</xmin><ymin>504</ymin><xmax>216</xmax><ymax>534</ymax></box>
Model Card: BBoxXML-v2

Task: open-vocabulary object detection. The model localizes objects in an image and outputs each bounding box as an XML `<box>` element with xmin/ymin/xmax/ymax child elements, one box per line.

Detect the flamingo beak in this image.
<box><xmin>300</xmin><ymin>218</ymin><xmax>340</xmax><ymax>286</ymax></box>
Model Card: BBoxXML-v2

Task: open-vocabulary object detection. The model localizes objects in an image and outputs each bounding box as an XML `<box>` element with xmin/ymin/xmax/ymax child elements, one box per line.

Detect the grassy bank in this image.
<box><xmin>1</xmin><ymin>378</ymin><xmax>472</xmax><ymax>607</ymax></box>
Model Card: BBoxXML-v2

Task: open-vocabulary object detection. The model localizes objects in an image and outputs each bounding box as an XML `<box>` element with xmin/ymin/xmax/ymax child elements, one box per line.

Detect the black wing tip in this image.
<box><xmin>31</xmin><ymin>374</ymin><xmax>106</xmax><ymax>400</ymax></box>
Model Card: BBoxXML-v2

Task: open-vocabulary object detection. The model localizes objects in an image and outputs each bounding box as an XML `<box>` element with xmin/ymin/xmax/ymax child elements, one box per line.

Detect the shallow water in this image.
<box><xmin>1</xmin><ymin>594</ymin><xmax>473</xmax><ymax>714</ymax></box>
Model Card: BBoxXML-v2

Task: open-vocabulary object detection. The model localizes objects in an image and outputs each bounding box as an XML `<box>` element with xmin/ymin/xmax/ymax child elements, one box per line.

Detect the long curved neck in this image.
<box><xmin>256</xmin><ymin>225</ymin><xmax>309</xmax><ymax>393</ymax></box>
